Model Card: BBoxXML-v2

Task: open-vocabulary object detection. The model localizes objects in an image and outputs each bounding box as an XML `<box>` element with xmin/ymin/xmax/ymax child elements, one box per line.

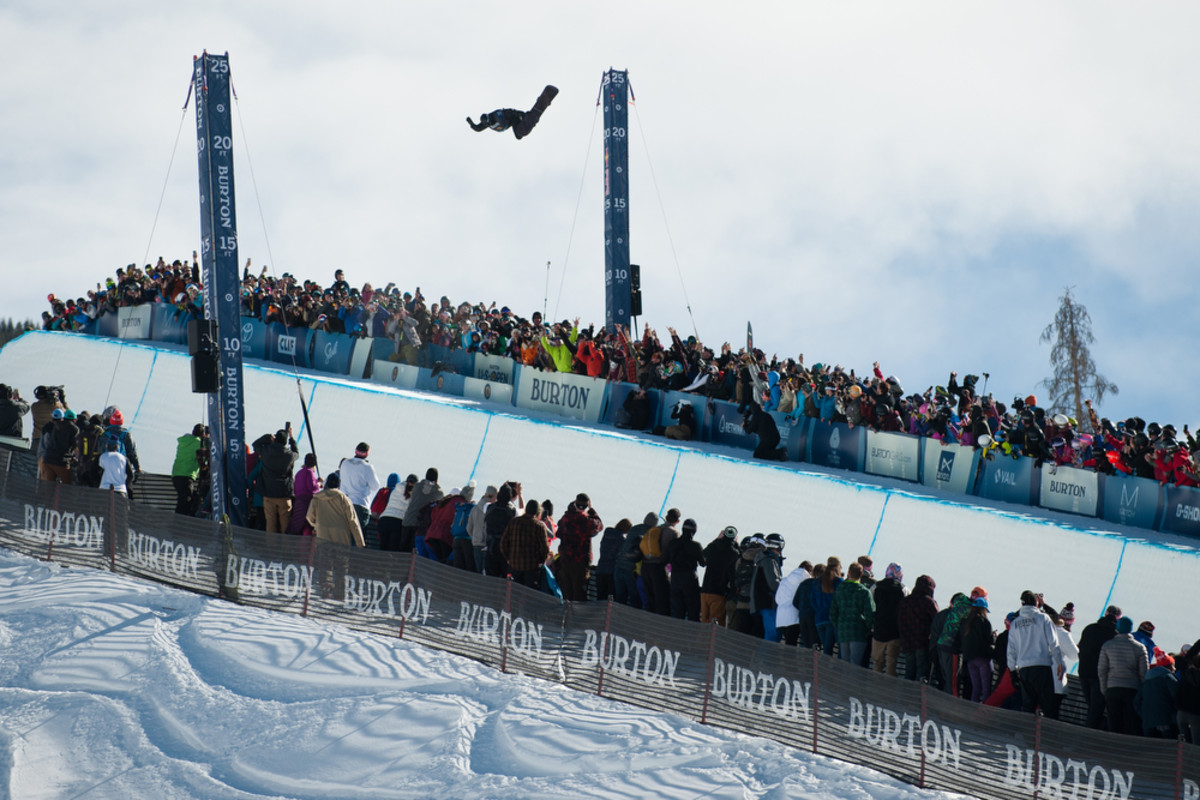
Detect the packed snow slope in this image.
<box><xmin>0</xmin><ymin>550</ymin><xmax>970</xmax><ymax>800</ymax></box>
<box><xmin>1</xmin><ymin>331</ymin><xmax>1197</xmax><ymax>651</ymax></box>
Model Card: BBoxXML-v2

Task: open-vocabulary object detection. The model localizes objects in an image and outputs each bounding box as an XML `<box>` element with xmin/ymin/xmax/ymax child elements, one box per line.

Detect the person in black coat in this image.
<box><xmin>615</xmin><ymin>388</ymin><xmax>651</xmax><ymax>431</ymax></box>
<box><xmin>664</xmin><ymin>519</ymin><xmax>705</xmax><ymax>622</ymax></box>
<box><xmin>1077</xmin><ymin>606</ymin><xmax>1121</xmax><ymax>729</ymax></box>
<box><xmin>0</xmin><ymin>384</ymin><xmax>30</xmax><ymax>438</ymax></box>
<box><xmin>259</xmin><ymin>428</ymin><xmax>298</xmax><ymax>534</ymax></box>
<box><xmin>742</xmin><ymin>400</ymin><xmax>785</xmax><ymax>461</ymax></box>
<box><xmin>700</xmin><ymin>527</ymin><xmax>739</xmax><ymax>626</ymax></box>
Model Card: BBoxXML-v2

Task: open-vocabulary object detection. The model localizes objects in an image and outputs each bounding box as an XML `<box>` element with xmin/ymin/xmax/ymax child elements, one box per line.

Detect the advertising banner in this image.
<box><xmin>473</xmin><ymin>353</ymin><xmax>516</xmax><ymax>385</ymax></box>
<box><xmin>349</xmin><ymin>336</ymin><xmax>374</xmax><ymax>379</ymax></box>
<box><xmin>516</xmin><ymin>367</ymin><xmax>607</xmax><ymax>424</ymax></box>
<box><xmin>371</xmin><ymin>360</ymin><xmax>419</xmax><ymax>390</ymax></box>
<box><xmin>602</xmin><ymin>68</ymin><xmax>631</xmax><ymax>333</ymax></box>
<box><xmin>1158</xmin><ymin>484</ymin><xmax>1200</xmax><ymax>539</ymax></box>
<box><xmin>808</xmin><ymin>421</ymin><xmax>864</xmax><ymax>473</ymax></box>
<box><xmin>921</xmin><ymin>442</ymin><xmax>979</xmax><ymax>494</ymax></box>
<box><xmin>865</xmin><ymin>431</ymin><xmax>921</xmax><ymax>482</ymax></box>
<box><xmin>310</xmin><ymin>330</ymin><xmax>353</xmax><ymax>376</ymax></box>
<box><xmin>785</xmin><ymin>416</ymin><xmax>811</xmax><ymax>462</ymax></box>
<box><xmin>1037</xmin><ymin>465</ymin><xmax>1099</xmax><ymax>517</ymax></box>
<box><xmin>150</xmin><ymin>305</ymin><xmax>194</xmax><ymax>345</ymax></box>
<box><xmin>975</xmin><ymin>457</ymin><xmax>1036</xmax><ymax>506</ymax></box>
<box><xmin>270</xmin><ymin>323</ymin><xmax>311</xmax><ymax>369</ymax></box>
<box><xmin>707</xmin><ymin>400</ymin><xmax>755</xmax><ymax>451</ymax></box>
<box><xmin>240</xmin><ymin>319</ymin><xmax>272</xmax><ymax>361</ymax></box>
<box><xmin>425</xmin><ymin>344</ymin><xmax>472</xmax><ymax>376</ymax></box>
<box><xmin>117</xmin><ymin>305</ymin><xmax>153</xmax><ymax>340</ymax></box>
<box><xmin>1100</xmin><ymin>474</ymin><xmax>1161</xmax><ymax>530</ymax></box>
<box><xmin>462</xmin><ymin>377</ymin><xmax>513</xmax><ymax>406</ymax></box>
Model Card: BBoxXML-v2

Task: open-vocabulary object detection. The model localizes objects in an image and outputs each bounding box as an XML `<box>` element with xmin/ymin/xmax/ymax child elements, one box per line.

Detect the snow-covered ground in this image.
<box><xmin>0</xmin><ymin>550</ymin><xmax>968</xmax><ymax>800</ymax></box>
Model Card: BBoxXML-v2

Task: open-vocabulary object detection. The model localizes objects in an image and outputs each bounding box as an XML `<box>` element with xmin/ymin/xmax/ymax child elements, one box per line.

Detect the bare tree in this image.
<box><xmin>1039</xmin><ymin>288</ymin><xmax>1118</xmax><ymax>430</ymax></box>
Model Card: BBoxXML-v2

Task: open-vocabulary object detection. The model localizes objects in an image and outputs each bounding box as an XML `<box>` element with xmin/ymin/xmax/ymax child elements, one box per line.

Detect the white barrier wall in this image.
<box><xmin>1</xmin><ymin>330</ymin><xmax>1197</xmax><ymax>650</ymax></box>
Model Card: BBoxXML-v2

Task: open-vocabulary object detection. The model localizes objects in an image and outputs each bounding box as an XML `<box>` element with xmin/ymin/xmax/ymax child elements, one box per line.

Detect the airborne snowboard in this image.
<box><xmin>513</xmin><ymin>85</ymin><xmax>558</xmax><ymax>139</ymax></box>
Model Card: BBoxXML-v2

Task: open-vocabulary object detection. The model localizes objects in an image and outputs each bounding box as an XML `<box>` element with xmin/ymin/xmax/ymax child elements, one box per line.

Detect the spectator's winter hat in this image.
<box><xmin>426</xmin><ymin>467</ymin><xmax>438</xmax><ymax>482</ymax></box>
<box><xmin>1105</xmin><ymin>605</ymin><xmax>1123</xmax><ymax>619</ymax></box>
<box><xmin>1005</xmin><ymin>612</ymin><xmax>1018</xmax><ymax>630</ymax></box>
<box><xmin>1152</xmin><ymin>648</ymin><xmax>1174</xmax><ymax>669</ymax></box>
<box><xmin>355</xmin><ymin>442</ymin><xmax>370</xmax><ymax>458</ymax></box>
<box><xmin>1138</xmin><ymin>621</ymin><xmax>1156</xmax><ymax>636</ymax></box>
<box><xmin>483</xmin><ymin>484</ymin><xmax>498</xmax><ymax>499</ymax></box>
<box><xmin>386</xmin><ymin>473</ymin><xmax>400</xmax><ymax>491</ymax></box>
<box><xmin>1116</xmin><ymin>617</ymin><xmax>1133</xmax><ymax>634</ymax></box>
<box><xmin>63</xmin><ymin>410</ymin><xmax>76</xmax><ymax>420</ymax></box>
<box><xmin>972</xmin><ymin>597</ymin><xmax>989</xmax><ymax>609</ymax></box>
<box><xmin>574</xmin><ymin>493</ymin><xmax>590</xmax><ymax>509</ymax></box>
<box><xmin>722</xmin><ymin>525</ymin><xmax>738</xmax><ymax>538</ymax></box>
<box><xmin>681</xmin><ymin>518</ymin><xmax>697</xmax><ymax>535</ymax></box>
<box><xmin>885</xmin><ymin>563</ymin><xmax>903</xmax><ymax>581</ymax></box>
<box><xmin>970</xmin><ymin>586</ymin><xmax>988</xmax><ymax>601</ymax></box>
<box><xmin>109</xmin><ymin>409</ymin><xmax>124</xmax><ymax>426</ymax></box>
<box><xmin>325</xmin><ymin>473</ymin><xmax>341</xmax><ymax>489</ymax></box>
<box><xmin>1059</xmin><ymin>603</ymin><xmax>1075</xmax><ymax>626</ymax></box>
<box><xmin>51</xmin><ymin>408</ymin><xmax>64</xmax><ymax>420</ymax></box>
<box><xmin>461</xmin><ymin>481</ymin><xmax>476</xmax><ymax>502</ymax></box>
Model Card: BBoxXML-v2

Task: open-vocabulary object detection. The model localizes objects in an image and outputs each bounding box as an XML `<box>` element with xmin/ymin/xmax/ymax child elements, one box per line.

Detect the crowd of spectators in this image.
<box><xmin>3</xmin><ymin>366</ymin><xmax>1198</xmax><ymax>743</ymax></box>
<box><xmin>35</xmin><ymin>258</ymin><xmax>1200</xmax><ymax>487</ymax></box>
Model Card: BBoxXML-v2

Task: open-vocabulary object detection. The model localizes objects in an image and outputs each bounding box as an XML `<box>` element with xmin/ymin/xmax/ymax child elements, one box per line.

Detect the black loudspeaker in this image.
<box><xmin>629</xmin><ymin>263</ymin><xmax>643</xmax><ymax>316</ymax></box>
<box><xmin>188</xmin><ymin>318</ymin><xmax>217</xmax><ymax>356</ymax></box>
<box><xmin>191</xmin><ymin>353</ymin><xmax>219</xmax><ymax>394</ymax></box>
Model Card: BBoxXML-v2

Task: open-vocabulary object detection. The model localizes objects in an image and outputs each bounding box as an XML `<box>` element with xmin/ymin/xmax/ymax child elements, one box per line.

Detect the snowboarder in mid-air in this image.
<box><xmin>467</xmin><ymin>85</ymin><xmax>558</xmax><ymax>139</ymax></box>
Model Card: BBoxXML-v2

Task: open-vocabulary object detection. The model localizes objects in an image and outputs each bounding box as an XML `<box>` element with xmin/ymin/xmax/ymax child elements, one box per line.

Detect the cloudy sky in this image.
<box><xmin>3</xmin><ymin>2</ymin><xmax>1198</xmax><ymax>425</ymax></box>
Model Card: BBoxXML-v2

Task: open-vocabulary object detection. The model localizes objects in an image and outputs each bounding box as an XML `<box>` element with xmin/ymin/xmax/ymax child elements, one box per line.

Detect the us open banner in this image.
<box><xmin>865</xmin><ymin>431</ymin><xmax>920</xmax><ymax>481</ymax></box>
<box><xmin>515</xmin><ymin>367</ymin><xmax>606</xmax><ymax>423</ymax></box>
<box><xmin>473</xmin><ymin>353</ymin><xmax>515</xmax><ymax>385</ymax></box>
<box><xmin>921</xmin><ymin>442</ymin><xmax>979</xmax><ymax>494</ymax></box>
<box><xmin>1037</xmin><ymin>465</ymin><xmax>1099</xmax><ymax>517</ymax></box>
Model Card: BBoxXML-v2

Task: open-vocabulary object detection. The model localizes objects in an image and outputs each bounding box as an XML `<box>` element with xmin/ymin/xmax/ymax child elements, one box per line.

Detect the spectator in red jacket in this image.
<box><xmin>556</xmin><ymin>493</ymin><xmax>603</xmax><ymax>602</ymax></box>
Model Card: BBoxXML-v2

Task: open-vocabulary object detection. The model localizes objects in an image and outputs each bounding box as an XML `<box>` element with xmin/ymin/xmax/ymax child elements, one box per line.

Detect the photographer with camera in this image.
<box><xmin>0</xmin><ymin>384</ymin><xmax>30</xmax><ymax>439</ymax></box>
<box><xmin>30</xmin><ymin>385</ymin><xmax>65</xmax><ymax>453</ymax></box>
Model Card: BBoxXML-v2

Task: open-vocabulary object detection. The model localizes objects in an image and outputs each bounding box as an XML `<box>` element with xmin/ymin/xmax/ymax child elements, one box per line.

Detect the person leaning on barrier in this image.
<box><xmin>260</xmin><ymin>427</ymin><xmax>299</xmax><ymax>534</ymax></box>
<box><xmin>306</xmin><ymin>473</ymin><xmax>364</xmax><ymax>548</ymax></box>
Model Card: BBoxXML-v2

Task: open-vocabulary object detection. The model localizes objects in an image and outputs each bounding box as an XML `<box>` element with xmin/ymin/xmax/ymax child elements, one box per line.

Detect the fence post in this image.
<box><xmin>108</xmin><ymin>489</ymin><xmax>117</xmax><ymax>572</ymax></box>
<box><xmin>595</xmin><ymin>597</ymin><xmax>614</xmax><ymax>696</ymax></box>
<box><xmin>812</xmin><ymin>648</ymin><xmax>820</xmax><ymax>755</ymax></box>
<box><xmin>301</xmin><ymin>535</ymin><xmax>315</xmax><ymax>618</ymax></box>
<box><xmin>700</xmin><ymin>621</ymin><xmax>717</xmax><ymax>725</ymax></box>
<box><xmin>397</xmin><ymin>554</ymin><xmax>418</xmax><ymax>640</ymax></box>
<box><xmin>500</xmin><ymin>578</ymin><xmax>514</xmax><ymax>674</ymax></box>
<box><xmin>1033</xmin><ymin>711</ymin><xmax>1043</xmax><ymax>800</ymax></box>
<box><xmin>919</xmin><ymin>682</ymin><xmax>928</xmax><ymax>789</ymax></box>
<box><xmin>1176</xmin><ymin>735</ymin><xmax>1184</xmax><ymax>800</ymax></box>
<box><xmin>951</xmin><ymin>653</ymin><xmax>959</xmax><ymax>698</ymax></box>
<box><xmin>47</xmin><ymin>482</ymin><xmax>60</xmax><ymax>561</ymax></box>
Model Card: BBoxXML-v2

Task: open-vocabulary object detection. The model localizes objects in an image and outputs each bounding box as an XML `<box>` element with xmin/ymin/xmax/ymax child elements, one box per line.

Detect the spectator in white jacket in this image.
<box><xmin>774</xmin><ymin>561</ymin><xmax>812</xmax><ymax>646</ymax></box>
<box><xmin>1006</xmin><ymin>590</ymin><xmax>1065</xmax><ymax>719</ymax></box>
<box><xmin>338</xmin><ymin>443</ymin><xmax>381</xmax><ymax>533</ymax></box>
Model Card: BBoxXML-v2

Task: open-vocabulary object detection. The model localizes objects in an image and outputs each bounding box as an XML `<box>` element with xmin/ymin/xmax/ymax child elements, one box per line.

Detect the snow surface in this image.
<box><xmin>0</xmin><ymin>550</ymin><xmax>968</xmax><ymax>800</ymax></box>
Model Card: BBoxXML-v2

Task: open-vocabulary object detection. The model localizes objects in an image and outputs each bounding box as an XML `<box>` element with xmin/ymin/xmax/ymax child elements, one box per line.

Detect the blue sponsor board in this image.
<box><xmin>310</xmin><ymin>330</ymin><xmax>353</xmax><ymax>376</ymax></box>
<box><xmin>808</xmin><ymin>421</ymin><xmax>865</xmax><ymax>472</ymax></box>
<box><xmin>707</xmin><ymin>400</ymin><xmax>755</xmax><ymax>450</ymax></box>
<box><xmin>425</xmin><ymin>344</ymin><xmax>472</xmax><ymax>376</ymax></box>
<box><xmin>656</xmin><ymin>390</ymin><xmax>711</xmax><ymax>439</ymax></box>
<box><xmin>270</xmin><ymin>323</ymin><xmax>311</xmax><ymax>368</ymax></box>
<box><xmin>1101</xmin><ymin>474</ymin><xmax>1161</xmax><ymax>530</ymax></box>
<box><xmin>240</xmin><ymin>320</ymin><xmax>272</xmax><ymax>361</ymax></box>
<box><xmin>785</xmin><ymin>416</ymin><xmax>812</xmax><ymax>462</ymax></box>
<box><xmin>602</xmin><ymin>383</ymin><xmax>661</xmax><ymax>430</ymax></box>
<box><xmin>1158</xmin><ymin>484</ymin><xmax>1200</xmax><ymax>539</ymax></box>
<box><xmin>976</xmin><ymin>457</ymin><xmax>1036</xmax><ymax>506</ymax></box>
<box><xmin>150</xmin><ymin>305</ymin><xmax>194</xmax><ymax>344</ymax></box>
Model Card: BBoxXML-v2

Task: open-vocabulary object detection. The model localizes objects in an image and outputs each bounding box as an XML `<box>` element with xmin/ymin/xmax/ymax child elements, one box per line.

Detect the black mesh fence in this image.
<box><xmin>1</xmin><ymin>454</ymin><xmax>1197</xmax><ymax>800</ymax></box>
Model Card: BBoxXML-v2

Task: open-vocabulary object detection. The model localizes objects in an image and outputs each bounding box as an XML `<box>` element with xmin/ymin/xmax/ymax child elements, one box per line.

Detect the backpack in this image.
<box><xmin>451</xmin><ymin>501</ymin><xmax>474</xmax><ymax>538</ymax></box>
<box><xmin>639</xmin><ymin>526</ymin><xmax>664</xmax><ymax>560</ymax></box>
<box><xmin>104</xmin><ymin>426</ymin><xmax>128</xmax><ymax>456</ymax></box>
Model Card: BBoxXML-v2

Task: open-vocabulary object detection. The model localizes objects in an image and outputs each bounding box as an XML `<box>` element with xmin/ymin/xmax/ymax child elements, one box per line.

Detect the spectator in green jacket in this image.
<box><xmin>830</xmin><ymin>561</ymin><xmax>875</xmax><ymax>665</ymax></box>
<box><xmin>171</xmin><ymin>423</ymin><xmax>206</xmax><ymax>516</ymax></box>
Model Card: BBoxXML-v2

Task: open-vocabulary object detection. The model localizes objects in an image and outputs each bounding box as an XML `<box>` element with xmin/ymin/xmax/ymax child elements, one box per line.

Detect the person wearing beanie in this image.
<box><xmin>499</xmin><ymin>500</ymin><xmax>550</xmax><ymax>590</ymax></box>
<box><xmin>1007</xmin><ymin>589</ymin><xmax>1065</xmax><ymax>719</ymax></box>
<box><xmin>1098</xmin><ymin>616</ymin><xmax>1149</xmax><ymax>735</ymax></box>
<box><xmin>898</xmin><ymin>574</ymin><xmax>938</xmax><ymax>683</ymax></box>
<box><xmin>287</xmin><ymin>452</ymin><xmax>322</xmax><ymax>536</ymax></box>
<box><xmin>337</xmin><ymin>443</ymin><xmax>380</xmax><ymax>539</ymax></box>
<box><xmin>1133</xmin><ymin>621</ymin><xmax>1158</xmax><ymax>663</ymax></box>
<box><xmin>1134</xmin><ymin>648</ymin><xmax>1180</xmax><ymax>738</ymax></box>
<box><xmin>403</xmin><ymin>467</ymin><xmax>445</xmax><ymax>554</ymax></box>
<box><xmin>594</xmin><ymin>517</ymin><xmax>628</xmax><ymax>602</ymax></box>
<box><xmin>1077</xmin><ymin>604</ymin><xmax>1122</xmax><ymax>729</ymax></box>
<box><xmin>1059</xmin><ymin>602</ymin><xmax>1076</xmax><ymax>631</ymax></box>
<box><xmin>556</xmin><ymin>493</ymin><xmax>603</xmax><ymax>602</ymax></box>
<box><xmin>101</xmin><ymin>408</ymin><xmax>140</xmax><ymax>478</ymax></box>
<box><xmin>430</xmin><ymin>483</ymin><xmax>475</xmax><ymax>565</ymax></box>
<box><xmin>306</xmin><ymin>472</ymin><xmax>365</xmax><ymax>548</ymax></box>
<box><xmin>750</xmin><ymin>534</ymin><xmax>786</xmax><ymax>642</ymax></box>
<box><xmin>170</xmin><ymin>423</ymin><xmax>207</xmax><ymax>517</ymax></box>
<box><xmin>664</xmin><ymin>518</ymin><xmax>706</xmax><ymax>621</ymax></box>
<box><xmin>483</xmin><ymin>482</ymin><xmax>521</xmax><ymax>578</ymax></box>
<box><xmin>615</xmin><ymin>512</ymin><xmax>656</xmax><ymax>610</ymax></box>
<box><xmin>960</xmin><ymin>597</ymin><xmax>994</xmax><ymax>702</ymax></box>
<box><xmin>871</xmin><ymin>563</ymin><xmax>906</xmax><ymax>677</ymax></box>
<box><xmin>39</xmin><ymin>405</ymin><xmax>79</xmax><ymax>484</ymax></box>
<box><xmin>699</xmin><ymin>526</ymin><xmax>740</xmax><ymax>626</ymax></box>
<box><xmin>640</xmin><ymin>509</ymin><xmax>682</xmax><ymax>616</ymax></box>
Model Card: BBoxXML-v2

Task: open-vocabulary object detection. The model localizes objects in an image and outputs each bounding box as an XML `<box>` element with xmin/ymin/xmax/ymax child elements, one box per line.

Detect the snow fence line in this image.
<box><xmin>0</xmin><ymin>462</ymin><xmax>1195</xmax><ymax>800</ymax></box>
